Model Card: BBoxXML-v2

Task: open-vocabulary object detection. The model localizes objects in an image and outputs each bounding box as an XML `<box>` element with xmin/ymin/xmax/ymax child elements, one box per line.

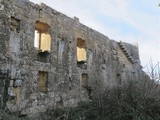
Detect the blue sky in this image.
<box><xmin>30</xmin><ymin>0</ymin><xmax>160</xmax><ymax>69</ymax></box>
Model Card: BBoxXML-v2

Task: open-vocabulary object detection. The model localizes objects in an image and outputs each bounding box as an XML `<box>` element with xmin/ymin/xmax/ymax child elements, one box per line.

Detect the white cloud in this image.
<box><xmin>90</xmin><ymin>0</ymin><xmax>160</xmax><ymax>67</ymax></box>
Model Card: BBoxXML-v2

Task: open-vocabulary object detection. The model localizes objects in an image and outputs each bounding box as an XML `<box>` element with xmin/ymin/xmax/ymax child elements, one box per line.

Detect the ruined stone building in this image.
<box><xmin>0</xmin><ymin>0</ymin><xmax>144</xmax><ymax>115</ymax></box>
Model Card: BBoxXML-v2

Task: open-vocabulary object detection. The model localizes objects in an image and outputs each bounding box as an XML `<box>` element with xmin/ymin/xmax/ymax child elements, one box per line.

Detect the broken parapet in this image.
<box><xmin>118</xmin><ymin>41</ymin><xmax>139</xmax><ymax>64</ymax></box>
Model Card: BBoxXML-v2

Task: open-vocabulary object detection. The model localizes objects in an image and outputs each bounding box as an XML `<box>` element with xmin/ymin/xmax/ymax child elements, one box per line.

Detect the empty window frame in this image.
<box><xmin>80</xmin><ymin>73</ymin><xmax>88</xmax><ymax>88</ymax></box>
<box><xmin>38</xmin><ymin>71</ymin><xmax>48</xmax><ymax>92</ymax></box>
<box><xmin>77</xmin><ymin>38</ymin><xmax>87</xmax><ymax>62</ymax></box>
<box><xmin>34</xmin><ymin>21</ymin><xmax>51</xmax><ymax>52</ymax></box>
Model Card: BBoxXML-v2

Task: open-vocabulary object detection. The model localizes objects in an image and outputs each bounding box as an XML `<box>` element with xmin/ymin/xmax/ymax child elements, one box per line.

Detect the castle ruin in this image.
<box><xmin>0</xmin><ymin>0</ymin><xmax>144</xmax><ymax>115</ymax></box>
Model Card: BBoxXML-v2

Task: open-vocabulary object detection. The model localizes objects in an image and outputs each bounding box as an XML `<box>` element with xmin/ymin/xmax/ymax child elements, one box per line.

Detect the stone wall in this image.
<box><xmin>0</xmin><ymin>0</ymin><xmax>143</xmax><ymax>115</ymax></box>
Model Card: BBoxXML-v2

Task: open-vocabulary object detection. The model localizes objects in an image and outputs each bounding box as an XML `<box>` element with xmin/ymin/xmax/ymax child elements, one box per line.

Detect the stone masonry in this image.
<box><xmin>0</xmin><ymin>0</ymin><xmax>144</xmax><ymax>115</ymax></box>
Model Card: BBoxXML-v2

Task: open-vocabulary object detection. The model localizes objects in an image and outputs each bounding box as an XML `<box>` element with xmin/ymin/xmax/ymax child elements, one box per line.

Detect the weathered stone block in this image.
<box><xmin>14</xmin><ymin>79</ymin><xmax>22</xmax><ymax>87</ymax></box>
<box><xmin>0</xmin><ymin>4</ymin><xmax>4</xmax><ymax>10</ymax></box>
<box><xmin>9</xmin><ymin>80</ymin><xmax>14</xmax><ymax>87</ymax></box>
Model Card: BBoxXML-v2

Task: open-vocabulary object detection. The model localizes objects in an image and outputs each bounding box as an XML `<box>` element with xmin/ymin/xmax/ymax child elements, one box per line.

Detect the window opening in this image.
<box><xmin>38</xmin><ymin>71</ymin><xmax>48</xmax><ymax>92</ymax></box>
<box><xmin>77</xmin><ymin>38</ymin><xmax>86</xmax><ymax>62</ymax></box>
<box><xmin>34</xmin><ymin>21</ymin><xmax>51</xmax><ymax>52</ymax></box>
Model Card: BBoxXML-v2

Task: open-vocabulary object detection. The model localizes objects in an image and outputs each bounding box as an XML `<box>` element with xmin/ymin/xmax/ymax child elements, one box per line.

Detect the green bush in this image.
<box><xmin>0</xmin><ymin>110</ymin><xmax>29</xmax><ymax>120</ymax></box>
